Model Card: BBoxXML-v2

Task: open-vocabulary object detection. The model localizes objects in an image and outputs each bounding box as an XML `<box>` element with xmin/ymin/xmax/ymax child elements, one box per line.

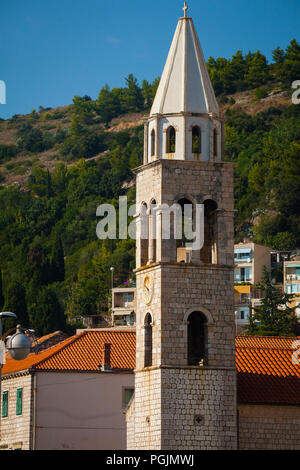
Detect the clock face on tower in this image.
<box><xmin>143</xmin><ymin>275</ymin><xmax>154</xmax><ymax>305</ymax></box>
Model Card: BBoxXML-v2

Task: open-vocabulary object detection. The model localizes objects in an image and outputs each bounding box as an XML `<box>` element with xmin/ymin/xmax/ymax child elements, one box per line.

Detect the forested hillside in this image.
<box><xmin>0</xmin><ymin>40</ymin><xmax>299</xmax><ymax>335</ymax></box>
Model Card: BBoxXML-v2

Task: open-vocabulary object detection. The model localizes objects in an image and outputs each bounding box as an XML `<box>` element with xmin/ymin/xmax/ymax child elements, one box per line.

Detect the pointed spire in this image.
<box><xmin>150</xmin><ymin>10</ymin><xmax>219</xmax><ymax>117</ymax></box>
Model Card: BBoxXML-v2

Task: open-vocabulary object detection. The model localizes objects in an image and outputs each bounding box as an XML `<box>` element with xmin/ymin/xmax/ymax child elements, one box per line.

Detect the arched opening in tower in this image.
<box><xmin>192</xmin><ymin>126</ymin><xmax>202</xmax><ymax>157</ymax></box>
<box><xmin>187</xmin><ymin>311</ymin><xmax>208</xmax><ymax>366</ymax></box>
<box><xmin>176</xmin><ymin>197</ymin><xmax>194</xmax><ymax>263</ymax></box>
<box><xmin>144</xmin><ymin>313</ymin><xmax>153</xmax><ymax>367</ymax></box>
<box><xmin>150</xmin><ymin>129</ymin><xmax>155</xmax><ymax>158</ymax></box>
<box><xmin>166</xmin><ymin>126</ymin><xmax>176</xmax><ymax>154</ymax></box>
<box><xmin>140</xmin><ymin>203</ymin><xmax>149</xmax><ymax>267</ymax></box>
<box><xmin>213</xmin><ymin>128</ymin><xmax>218</xmax><ymax>158</ymax></box>
<box><xmin>200</xmin><ymin>199</ymin><xmax>218</xmax><ymax>264</ymax></box>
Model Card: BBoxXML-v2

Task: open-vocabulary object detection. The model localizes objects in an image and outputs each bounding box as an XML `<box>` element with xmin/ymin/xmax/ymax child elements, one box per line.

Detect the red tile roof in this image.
<box><xmin>35</xmin><ymin>330</ymin><xmax>136</xmax><ymax>371</ymax></box>
<box><xmin>236</xmin><ymin>335</ymin><xmax>300</xmax><ymax>405</ymax></box>
<box><xmin>2</xmin><ymin>331</ymin><xmax>300</xmax><ymax>405</ymax></box>
<box><xmin>1</xmin><ymin>329</ymin><xmax>136</xmax><ymax>375</ymax></box>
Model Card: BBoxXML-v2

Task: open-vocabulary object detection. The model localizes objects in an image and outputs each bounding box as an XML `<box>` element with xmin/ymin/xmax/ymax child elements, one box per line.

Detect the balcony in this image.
<box><xmin>286</xmin><ymin>274</ymin><xmax>300</xmax><ymax>282</ymax></box>
<box><xmin>234</xmin><ymin>277</ymin><xmax>252</xmax><ymax>283</ymax></box>
<box><xmin>234</xmin><ymin>257</ymin><xmax>253</xmax><ymax>264</ymax></box>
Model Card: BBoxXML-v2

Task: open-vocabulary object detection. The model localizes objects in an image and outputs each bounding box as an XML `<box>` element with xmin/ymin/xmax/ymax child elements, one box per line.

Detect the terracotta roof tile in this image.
<box><xmin>2</xmin><ymin>331</ymin><xmax>300</xmax><ymax>405</ymax></box>
<box><xmin>1</xmin><ymin>335</ymin><xmax>78</xmax><ymax>375</ymax></box>
<box><xmin>235</xmin><ymin>335</ymin><xmax>300</xmax><ymax>405</ymax></box>
<box><xmin>1</xmin><ymin>330</ymin><xmax>136</xmax><ymax>375</ymax></box>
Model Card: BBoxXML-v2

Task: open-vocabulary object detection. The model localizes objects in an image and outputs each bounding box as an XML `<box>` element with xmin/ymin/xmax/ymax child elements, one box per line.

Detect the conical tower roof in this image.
<box><xmin>150</xmin><ymin>4</ymin><xmax>219</xmax><ymax>117</ymax></box>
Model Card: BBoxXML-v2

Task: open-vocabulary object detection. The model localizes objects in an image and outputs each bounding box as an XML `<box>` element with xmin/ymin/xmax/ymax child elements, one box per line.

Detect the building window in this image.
<box><xmin>144</xmin><ymin>313</ymin><xmax>153</xmax><ymax>368</ymax></box>
<box><xmin>123</xmin><ymin>388</ymin><xmax>134</xmax><ymax>408</ymax></box>
<box><xmin>238</xmin><ymin>308</ymin><xmax>250</xmax><ymax>320</ymax></box>
<box><xmin>150</xmin><ymin>129</ymin><xmax>155</xmax><ymax>157</ymax></box>
<box><xmin>2</xmin><ymin>391</ymin><xmax>8</xmax><ymax>418</ymax></box>
<box><xmin>235</xmin><ymin>267</ymin><xmax>252</xmax><ymax>282</ymax></box>
<box><xmin>187</xmin><ymin>312</ymin><xmax>208</xmax><ymax>366</ymax></box>
<box><xmin>286</xmin><ymin>284</ymin><xmax>300</xmax><ymax>294</ymax></box>
<box><xmin>213</xmin><ymin>129</ymin><xmax>218</xmax><ymax>157</ymax></box>
<box><xmin>234</xmin><ymin>249</ymin><xmax>252</xmax><ymax>263</ymax></box>
<box><xmin>124</xmin><ymin>292</ymin><xmax>134</xmax><ymax>304</ymax></box>
<box><xmin>16</xmin><ymin>388</ymin><xmax>23</xmax><ymax>416</ymax></box>
<box><xmin>192</xmin><ymin>126</ymin><xmax>201</xmax><ymax>154</ymax></box>
<box><xmin>241</xmin><ymin>293</ymin><xmax>251</xmax><ymax>303</ymax></box>
<box><xmin>166</xmin><ymin>126</ymin><xmax>176</xmax><ymax>154</ymax></box>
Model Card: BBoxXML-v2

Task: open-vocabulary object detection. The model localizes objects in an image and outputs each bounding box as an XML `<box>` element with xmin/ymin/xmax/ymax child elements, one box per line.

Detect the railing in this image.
<box><xmin>234</xmin><ymin>257</ymin><xmax>253</xmax><ymax>264</ymax></box>
<box><xmin>286</xmin><ymin>275</ymin><xmax>300</xmax><ymax>281</ymax></box>
<box><xmin>239</xmin><ymin>297</ymin><xmax>251</xmax><ymax>304</ymax></box>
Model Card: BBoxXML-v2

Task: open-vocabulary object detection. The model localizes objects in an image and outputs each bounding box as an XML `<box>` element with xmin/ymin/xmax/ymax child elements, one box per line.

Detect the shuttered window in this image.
<box><xmin>16</xmin><ymin>388</ymin><xmax>23</xmax><ymax>416</ymax></box>
<box><xmin>123</xmin><ymin>388</ymin><xmax>134</xmax><ymax>408</ymax></box>
<box><xmin>2</xmin><ymin>391</ymin><xmax>8</xmax><ymax>418</ymax></box>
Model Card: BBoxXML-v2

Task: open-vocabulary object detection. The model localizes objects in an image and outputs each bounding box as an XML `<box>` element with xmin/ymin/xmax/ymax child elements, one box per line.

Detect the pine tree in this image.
<box><xmin>272</xmin><ymin>47</ymin><xmax>285</xmax><ymax>82</ymax></box>
<box><xmin>97</xmin><ymin>85</ymin><xmax>121</xmax><ymax>125</ymax></box>
<box><xmin>246</xmin><ymin>267</ymin><xmax>298</xmax><ymax>336</ymax></box>
<box><xmin>50</xmin><ymin>234</ymin><xmax>65</xmax><ymax>283</ymax></box>
<box><xmin>245</xmin><ymin>51</ymin><xmax>269</xmax><ymax>88</ymax></box>
<box><xmin>29</xmin><ymin>285</ymin><xmax>66</xmax><ymax>336</ymax></box>
<box><xmin>3</xmin><ymin>280</ymin><xmax>29</xmax><ymax>329</ymax></box>
<box><xmin>46</xmin><ymin>170</ymin><xmax>54</xmax><ymax>198</ymax></box>
<box><xmin>280</xmin><ymin>39</ymin><xmax>300</xmax><ymax>85</ymax></box>
<box><xmin>121</xmin><ymin>74</ymin><xmax>144</xmax><ymax>113</ymax></box>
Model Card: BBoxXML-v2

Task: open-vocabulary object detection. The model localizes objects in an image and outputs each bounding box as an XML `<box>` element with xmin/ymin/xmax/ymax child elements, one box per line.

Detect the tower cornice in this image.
<box><xmin>133</xmin><ymin>158</ymin><xmax>237</xmax><ymax>175</ymax></box>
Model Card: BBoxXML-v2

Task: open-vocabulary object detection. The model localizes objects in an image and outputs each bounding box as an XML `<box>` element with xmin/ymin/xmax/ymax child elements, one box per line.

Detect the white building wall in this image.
<box><xmin>34</xmin><ymin>371</ymin><xmax>134</xmax><ymax>450</ymax></box>
<box><xmin>148</xmin><ymin>116</ymin><xmax>222</xmax><ymax>163</ymax></box>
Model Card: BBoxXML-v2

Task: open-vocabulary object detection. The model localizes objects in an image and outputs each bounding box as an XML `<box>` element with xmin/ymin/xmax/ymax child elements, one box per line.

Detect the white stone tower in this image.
<box><xmin>126</xmin><ymin>3</ymin><xmax>237</xmax><ymax>450</ymax></box>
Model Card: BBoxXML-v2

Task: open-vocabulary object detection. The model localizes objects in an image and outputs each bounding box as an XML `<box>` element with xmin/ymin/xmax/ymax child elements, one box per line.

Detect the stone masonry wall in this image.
<box><xmin>126</xmin><ymin>395</ymin><xmax>136</xmax><ymax>450</ymax></box>
<box><xmin>128</xmin><ymin>369</ymin><xmax>162</xmax><ymax>450</ymax></box>
<box><xmin>0</xmin><ymin>373</ymin><xmax>33</xmax><ymax>450</ymax></box>
<box><xmin>135</xmin><ymin>160</ymin><xmax>235</xmax><ymax>267</ymax></box>
<box><xmin>238</xmin><ymin>405</ymin><xmax>300</xmax><ymax>450</ymax></box>
<box><xmin>161</xmin><ymin>367</ymin><xmax>237</xmax><ymax>450</ymax></box>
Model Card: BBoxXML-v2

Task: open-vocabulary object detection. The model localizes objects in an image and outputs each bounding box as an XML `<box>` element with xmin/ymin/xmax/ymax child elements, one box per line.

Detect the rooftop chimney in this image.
<box><xmin>101</xmin><ymin>343</ymin><xmax>112</xmax><ymax>372</ymax></box>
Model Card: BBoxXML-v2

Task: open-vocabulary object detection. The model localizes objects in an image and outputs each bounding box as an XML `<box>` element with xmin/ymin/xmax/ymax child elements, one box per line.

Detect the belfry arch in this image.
<box><xmin>200</xmin><ymin>199</ymin><xmax>218</xmax><ymax>264</ymax></box>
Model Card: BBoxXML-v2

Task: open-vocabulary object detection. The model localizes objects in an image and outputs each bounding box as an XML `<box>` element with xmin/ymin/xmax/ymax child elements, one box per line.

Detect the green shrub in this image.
<box><xmin>0</xmin><ymin>144</ymin><xmax>18</xmax><ymax>162</ymax></box>
<box><xmin>48</xmin><ymin>111</ymin><xmax>65</xmax><ymax>120</ymax></box>
<box><xmin>5</xmin><ymin>162</ymin><xmax>17</xmax><ymax>171</ymax></box>
<box><xmin>13</xmin><ymin>167</ymin><xmax>27</xmax><ymax>176</ymax></box>
<box><xmin>254</xmin><ymin>88</ymin><xmax>268</xmax><ymax>100</ymax></box>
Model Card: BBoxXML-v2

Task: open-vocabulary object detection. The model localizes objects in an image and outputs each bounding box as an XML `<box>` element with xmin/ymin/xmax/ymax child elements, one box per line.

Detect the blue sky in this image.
<box><xmin>1</xmin><ymin>0</ymin><xmax>299</xmax><ymax>119</ymax></box>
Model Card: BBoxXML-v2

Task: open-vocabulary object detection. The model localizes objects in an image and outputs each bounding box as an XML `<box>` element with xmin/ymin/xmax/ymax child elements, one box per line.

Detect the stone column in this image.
<box><xmin>216</xmin><ymin>209</ymin><xmax>235</xmax><ymax>266</ymax></box>
<box><xmin>148</xmin><ymin>209</ymin><xmax>154</xmax><ymax>264</ymax></box>
<box><xmin>136</xmin><ymin>215</ymin><xmax>142</xmax><ymax>269</ymax></box>
<box><xmin>155</xmin><ymin>116</ymin><xmax>160</xmax><ymax>160</ymax></box>
<box><xmin>156</xmin><ymin>210</ymin><xmax>163</xmax><ymax>263</ymax></box>
<box><xmin>183</xmin><ymin>115</ymin><xmax>187</xmax><ymax>161</ymax></box>
<box><xmin>144</xmin><ymin>121</ymin><xmax>149</xmax><ymax>165</ymax></box>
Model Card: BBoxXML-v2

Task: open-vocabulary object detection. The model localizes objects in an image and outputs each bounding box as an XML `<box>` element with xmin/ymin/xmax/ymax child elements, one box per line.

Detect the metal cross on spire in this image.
<box><xmin>183</xmin><ymin>2</ymin><xmax>188</xmax><ymax>17</ymax></box>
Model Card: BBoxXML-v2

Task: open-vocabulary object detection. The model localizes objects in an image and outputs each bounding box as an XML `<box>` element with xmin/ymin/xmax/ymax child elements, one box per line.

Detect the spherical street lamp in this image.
<box><xmin>0</xmin><ymin>313</ymin><xmax>37</xmax><ymax>363</ymax></box>
<box><xmin>6</xmin><ymin>325</ymin><xmax>34</xmax><ymax>361</ymax></box>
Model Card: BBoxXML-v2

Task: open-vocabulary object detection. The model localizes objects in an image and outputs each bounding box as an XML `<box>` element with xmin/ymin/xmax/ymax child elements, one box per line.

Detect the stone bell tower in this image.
<box><xmin>126</xmin><ymin>3</ymin><xmax>237</xmax><ymax>450</ymax></box>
